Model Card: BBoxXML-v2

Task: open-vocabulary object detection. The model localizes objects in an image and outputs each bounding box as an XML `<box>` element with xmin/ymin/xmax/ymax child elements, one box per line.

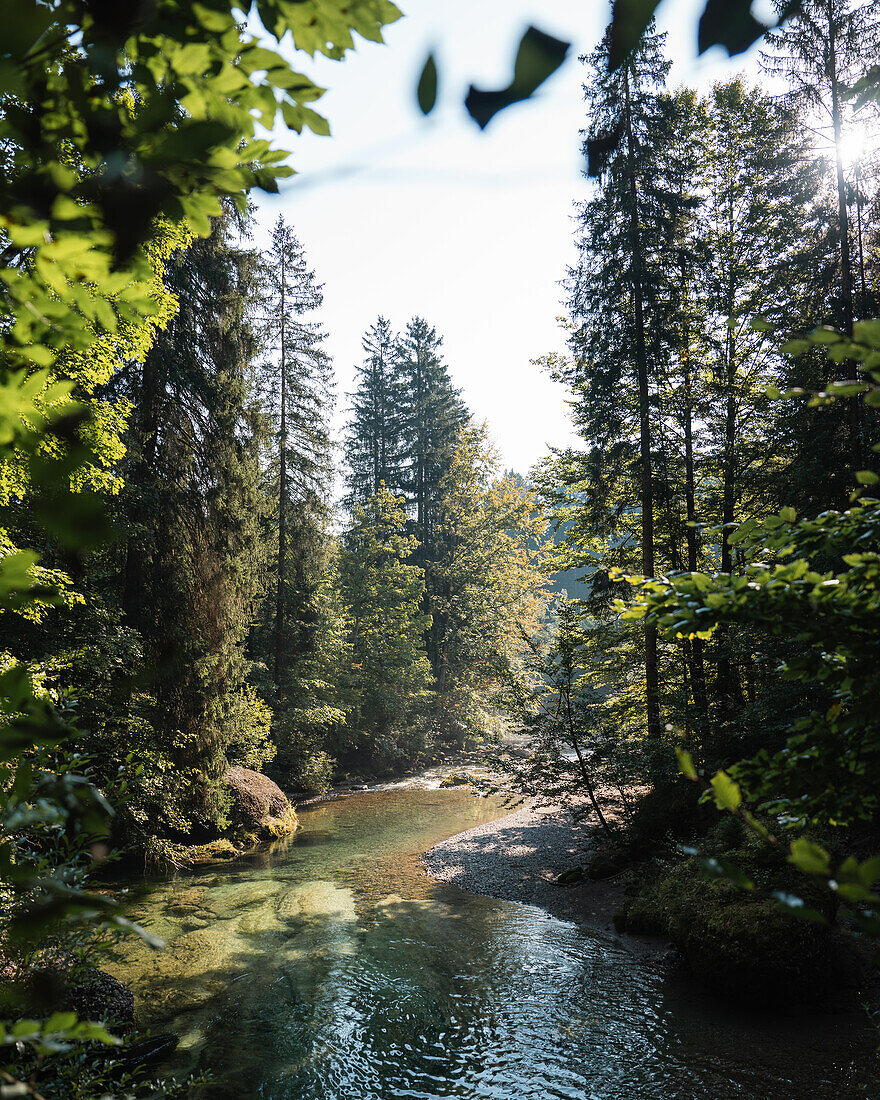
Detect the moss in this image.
<box><xmin>439</xmin><ymin>773</ymin><xmax>475</xmax><ymax>788</ymax></box>
<box><xmin>262</xmin><ymin>806</ymin><xmax>298</xmax><ymax>839</ymax></box>
<box><xmin>586</xmin><ymin>848</ymin><xmax>630</xmax><ymax>880</ymax></box>
<box><xmin>616</xmin><ymin>852</ymin><xmax>835</xmax><ymax>999</ymax></box>
<box><xmin>614</xmin><ymin>894</ymin><xmax>666</xmax><ymax>935</ymax></box>
<box><xmin>145</xmin><ymin>837</ymin><xmax>242</xmax><ymax>869</ymax></box>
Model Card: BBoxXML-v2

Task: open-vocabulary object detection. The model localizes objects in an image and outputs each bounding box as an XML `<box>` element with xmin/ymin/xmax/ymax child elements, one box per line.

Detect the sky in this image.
<box><xmin>251</xmin><ymin>0</ymin><xmax>767</xmax><ymax>478</ymax></box>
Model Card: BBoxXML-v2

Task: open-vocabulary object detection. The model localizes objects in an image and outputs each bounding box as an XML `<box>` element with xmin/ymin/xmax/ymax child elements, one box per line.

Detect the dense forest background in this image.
<box><xmin>4</xmin><ymin>0</ymin><xmax>880</xmax><ymax>1090</ymax></box>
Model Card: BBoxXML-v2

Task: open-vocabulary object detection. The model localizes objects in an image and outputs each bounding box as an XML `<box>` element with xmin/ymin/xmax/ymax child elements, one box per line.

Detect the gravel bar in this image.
<box><xmin>422</xmin><ymin>800</ymin><xmax>630</xmax><ymax>934</ymax></box>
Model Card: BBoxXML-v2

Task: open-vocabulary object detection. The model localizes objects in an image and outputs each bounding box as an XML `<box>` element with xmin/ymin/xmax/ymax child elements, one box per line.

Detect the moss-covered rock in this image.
<box><xmin>224</xmin><ymin>766</ymin><xmax>298</xmax><ymax>839</ymax></box>
<box><xmin>586</xmin><ymin>847</ymin><xmax>630</xmax><ymax>880</ymax></box>
<box><xmin>615</xmin><ymin>853</ymin><xmax>835</xmax><ymax>999</ymax></box>
<box><xmin>439</xmin><ymin>773</ymin><xmax>476</xmax><ymax>788</ymax></box>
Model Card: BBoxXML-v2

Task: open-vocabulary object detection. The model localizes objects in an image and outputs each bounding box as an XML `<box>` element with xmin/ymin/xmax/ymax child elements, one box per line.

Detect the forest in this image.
<box><xmin>2</xmin><ymin>0</ymin><xmax>880</xmax><ymax>1096</ymax></box>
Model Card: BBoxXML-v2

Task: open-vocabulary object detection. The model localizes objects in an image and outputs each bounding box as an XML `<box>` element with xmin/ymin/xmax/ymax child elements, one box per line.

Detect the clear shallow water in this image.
<box><xmin>108</xmin><ymin>790</ymin><xmax>879</xmax><ymax>1099</ymax></box>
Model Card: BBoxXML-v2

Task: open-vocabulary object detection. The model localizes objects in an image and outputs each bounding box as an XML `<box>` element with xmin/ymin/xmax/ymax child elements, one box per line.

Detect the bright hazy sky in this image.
<box><xmin>252</xmin><ymin>0</ymin><xmax>766</xmax><ymax>477</ymax></box>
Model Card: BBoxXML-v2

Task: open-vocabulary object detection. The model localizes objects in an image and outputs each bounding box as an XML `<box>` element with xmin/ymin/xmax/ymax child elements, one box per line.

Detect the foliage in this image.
<box><xmin>339</xmin><ymin>485</ymin><xmax>434</xmax><ymax>766</ymax></box>
<box><xmin>2</xmin><ymin>0</ymin><xmax>401</xmax><ymax>372</ymax></box>
<box><xmin>431</xmin><ymin>424</ymin><xmax>551</xmax><ymax>739</ymax></box>
<box><xmin>621</xmin><ymin>322</ymin><xmax>880</xmax><ymax>930</ymax></box>
<box><xmin>0</xmin><ymin>0</ymin><xmax>403</xmax><ymax>1085</ymax></box>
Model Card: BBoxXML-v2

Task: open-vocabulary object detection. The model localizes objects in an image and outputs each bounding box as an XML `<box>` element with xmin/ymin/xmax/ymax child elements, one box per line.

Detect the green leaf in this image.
<box><xmin>44</xmin><ymin>1012</ymin><xmax>77</xmax><ymax>1033</ymax></box>
<box><xmin>698</xmin><ymin>0</ymin><xmax>770</xmax><ymax>55</ymax></box>
<box><xmin>787</xmin><ymin>836</ymin><xmax>831</xmax><ymax>876</ymax></box>
<box><xmin>855</xmin><ymin>470</ymin><xmax>879</xmax><ymax>485</ymax></box>
<box><xmin>825</xmin><ymin>381</ymin><xmax>869</xmax><ymax>397</ymax></box>
<box><xmin>696</xmin><ymin>856</ymin><xmax>755</xmax><ymax>890</ymax></box>
<box><xmin>417</xmin><ymin>54</ymin><xmax>438</xmax><ymax>115</ymax></box>
<box><xmin>853</xmin><ymin>319</ymin><xmax>880</xmax><ymax>347</ymax></box>
<box><xmin>857</xmin><ymin>855</ymin><xmax>880</xmax><ymax>886</ymax></box>
<box><xmin>809</xmin><ymin>326</ymin><xmax>843</xmax><ymax>345</ymax></box>
<box><xmin>465</xmin><ymin>26</ymin><xmax>570</xmax><ymax>130</ymax></box>
<box><xmin>779</xmin><ymin>339</ymin><xmax>810</xmax><ymax>356</ymax></box>
<box><xmin>607</xmin><ymin>0</ymin><xmax>662</xmax><ymax>69</ymax></box>
<box><xmin>771</xmin><ymin>891</ymin><xmax>827</xmax><ymax>922</ymax></box>
<box><xmin>675</xmin><ymin>747</ymin><xmax>697</xmax><ymax>780</ymax></box>
<box><xmin>710</xmin><ymin>770</ymin><xmax>741</xmax><ymax>811</ymax></box>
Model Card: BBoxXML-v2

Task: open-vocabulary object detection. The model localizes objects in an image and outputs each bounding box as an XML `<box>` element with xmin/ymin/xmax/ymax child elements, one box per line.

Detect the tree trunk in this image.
<box><xmin>122</xmin><ymin>345</ymin><xmax>163</xmax><ymax>626</ymax></box>
<box><xmin>274</xmin><ymin>251</ymin><xmax>287</xmax><ymax>691</ymax></box>
<box><xmin>681</xmin><ymin>303</ymin><xmax>709</xmax><ymax>742</ymax></box>
<box><xmin>624</xmin><ymin>67</ymin><xmax>661</xmax><ymax>744</ymax></box>
<box><xmin>828</xmin><ymin>2</ymin><xmax>853</xmax><ymax>340</ymax></box>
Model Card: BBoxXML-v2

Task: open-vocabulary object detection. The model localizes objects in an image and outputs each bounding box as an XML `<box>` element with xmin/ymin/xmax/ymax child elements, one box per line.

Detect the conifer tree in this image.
<box><xmin>396</xmin><ymin>316</ymin><xmax>467</xmax><ymax>562</ymax></box>
<box><xmin>764</xmin><ymin>0</ymin><xmax>880</xmax><ymax>339</ymax></box>
<box><xmin>340</xmin><ymin>484</ymin><xmax>434</xmax><ymax>763</ymax></box>
<box><xmin>344</xmin><ymin>316</ymin><xmax>405</xmax><ymax>507</ymax></box>
<box><xmin>562</xmin><ymin>23</ymin><xmax>670</xmax><ymax>744</ymax></box>
<box><xmin>120</xmin><ymin>209</ymin><xmax>270</xmax><ymax>831</ymax></box>
<box><xmin>257</xmin><ymin>216</ymin><xmax>333</xmax><ymax>698</ymax></box>
<box><xmin>652</xmin><ymin>87</ymin><xmax>712</xmax><ymax>736</ymax></box>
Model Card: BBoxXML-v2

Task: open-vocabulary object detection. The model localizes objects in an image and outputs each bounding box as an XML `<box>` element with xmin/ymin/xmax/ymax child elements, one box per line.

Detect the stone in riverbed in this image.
<box><xmin>224</xmin><ymin>766</ymin><xmax>298</xmax><ymax>839</ymax></box>
<box><xmin>276</xmin><ymin>880</ymin><xmax>357</xmax><ymax>923</ymax></box>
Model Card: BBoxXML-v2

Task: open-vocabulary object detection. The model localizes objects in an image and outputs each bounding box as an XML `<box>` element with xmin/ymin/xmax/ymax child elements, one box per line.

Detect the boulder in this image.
<box><xmin>56</xmin><ymin>966</ymin><xmax>135</xmax><ymax>1026</ymax></box>
<box><xmin>224</xmin><ymin>766</ymin><xmax>298</xmax><ymax>839</ymax></box>
<box><xmin>276</xmin><ymin>880</ymin><xmax>357</xmax><ymax>923</ymax></box>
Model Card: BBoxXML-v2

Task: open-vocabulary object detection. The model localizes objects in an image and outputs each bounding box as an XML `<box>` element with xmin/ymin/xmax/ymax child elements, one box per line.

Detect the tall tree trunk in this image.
<box><xmin>828</xmin><ymin>2</ymin><xmax>853</xmax><ymax>340</ymax></box>
<box><xmin>717</xmin><ymin>249</ymin><xmax>744</xmax><ymax>720</ymax></box>
<box><xmin>274</xmin><ymin>253</ymin><xmax>287</xmax><ymax>691</ymax></box>
<box><xmin>624</xmin><ymin>67</ymin><xmax>661</xmax><ymax>743</ymax></box>
<box><xmin>681</xmin><ymin>297</ymin><xmax>709</xmax><ymax>742</ymax></box>
<box><xmin>122</xmin><ymin>347</ymin><xmax>163</xmax><ymax>626</ymax></box>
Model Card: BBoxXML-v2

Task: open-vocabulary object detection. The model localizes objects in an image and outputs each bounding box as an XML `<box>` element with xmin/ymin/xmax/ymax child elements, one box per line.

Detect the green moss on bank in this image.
<box><xmin>615</xmin><ymin>833</ymin><xmax>836</xmax><ymax>998</ymax></box>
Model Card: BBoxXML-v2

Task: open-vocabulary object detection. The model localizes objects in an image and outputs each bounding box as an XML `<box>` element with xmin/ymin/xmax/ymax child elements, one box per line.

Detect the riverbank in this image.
<box><xmin>422</xmin><ymin>800</ymin><xmax>668</xmax><ymax>957</ymax></box>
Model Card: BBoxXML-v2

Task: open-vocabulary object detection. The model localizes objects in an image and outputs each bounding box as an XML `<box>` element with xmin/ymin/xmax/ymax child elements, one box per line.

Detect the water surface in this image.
<box><xmin>108</xmin><ymin>789</ymin><xmax>879</xmax><ymax>1099</ymax></box>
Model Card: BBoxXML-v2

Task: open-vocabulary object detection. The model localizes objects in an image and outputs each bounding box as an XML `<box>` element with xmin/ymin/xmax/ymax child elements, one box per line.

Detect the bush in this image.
<box><xmin>626</xmin><ymin>779</ymin><xmax>705</xmax><ymax>852</ymax></box>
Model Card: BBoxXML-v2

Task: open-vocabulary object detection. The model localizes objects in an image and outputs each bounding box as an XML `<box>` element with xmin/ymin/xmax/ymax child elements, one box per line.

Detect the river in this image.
<box><xmin>106</xmin><ymin>788</ymin><xmax>879</xmax><ymax>1098</ymax></box>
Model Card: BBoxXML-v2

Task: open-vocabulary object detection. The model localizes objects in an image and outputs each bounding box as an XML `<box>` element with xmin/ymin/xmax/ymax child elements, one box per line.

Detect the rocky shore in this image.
<box><xmin>422</xmin><ymin>799</ymin><xmax>666</xmax><ymax>956</ymax></box>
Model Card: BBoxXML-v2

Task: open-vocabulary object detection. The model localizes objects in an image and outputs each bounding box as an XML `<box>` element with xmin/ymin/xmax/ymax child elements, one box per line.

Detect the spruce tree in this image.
<box><xmin>257</xmin><ymin>216</ymin><xmax>333</xmax><ymax>699</ymax></box>
<box><xmin>120</xmin><ymin>208</ymin><xmax>270</xmax><ymax>832</ymax></box>
<box><xmin>652</xmin><ymin>87</ymin><xmax>712</xmax><ymax>737</ymax></box>
<box><xmin>344</xmin><ymin>316</ymin><xmax>405</xmax><ymax>507</ymax></box>
<box><xmin>562</xmin><ymin>23</ymin><xmax>670</xmax><ymax>745</ymax></box>
<box><xmin>764</xmin><ymin>0</ymin><xmax>880</xmax><ymax>339</ymax></box>
<box><xmin>396</xmin><ymin>316</ymin><xmax>467</xmax><ymax>562</ymax></box>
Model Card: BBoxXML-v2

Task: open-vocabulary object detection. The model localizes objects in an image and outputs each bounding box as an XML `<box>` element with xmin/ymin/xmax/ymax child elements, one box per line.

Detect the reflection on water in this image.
<box><xmin>108</xmin><ymin>790</ymin><xmax>878</xmax><ymax>1099</ymax></box>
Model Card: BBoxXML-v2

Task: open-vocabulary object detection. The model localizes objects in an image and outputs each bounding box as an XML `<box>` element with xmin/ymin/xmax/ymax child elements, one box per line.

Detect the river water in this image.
<box><xmin>107</xmin><ymin>788</ymin><xmax>879</xmax><ymax>1099</ymax></box>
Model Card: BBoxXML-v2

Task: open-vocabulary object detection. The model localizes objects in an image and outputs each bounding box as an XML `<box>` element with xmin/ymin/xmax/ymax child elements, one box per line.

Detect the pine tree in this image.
<box><xmin>257</xmin><ymin>216</ymin><xmax>333</xmax><ymax>698</ymax></box>
<box><xmin>396</xmin><ymin>316</ymin><xmax>467</xmax><ymax>562</ymax></box>
<box><xmin>339</xmin><ymin>484</ymin><xmax>434</xmax><ymax>764</ymax></box>
<box><xmin>119</xmin><ymin>208</ymin><xmax>270</xmax><ymax>832</ymax></box>
<box><xmin>562</xmin><ymin>23</ymin><xmax>670</xmax><ymax>745</ymax></box>
<box><xmin>343</xmin><ymin>316</ymin><xmax>405</xmax><ymax>507</ymax></box>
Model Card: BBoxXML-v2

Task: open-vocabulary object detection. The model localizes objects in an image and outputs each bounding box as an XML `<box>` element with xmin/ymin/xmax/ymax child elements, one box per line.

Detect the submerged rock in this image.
<box><xmin>225</xmin><ymin>766</ymin><xmax>298</xmax><ymax>839</ymax></box>
<box><xmin>205</xmin><ymin>878</ymin><xmax>282</xmax><ymax>914</ymax></box>
<box><xmin>276</xmin><ymin>880</ymin><xmax>357</xmax><ymax>923</ymax></box>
